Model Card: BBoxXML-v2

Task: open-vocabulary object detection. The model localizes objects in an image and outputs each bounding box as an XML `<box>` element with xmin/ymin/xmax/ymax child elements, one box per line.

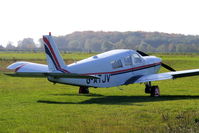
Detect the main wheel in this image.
<box><xmin>79</xmin><ymin>86</ymin><xmax>89</xmax><ymax>94</ymax></box>
<box><xmin>150</xmin><ymin>86</ymin><xmax>160</xmax><ymax>97</ymax></box>
<box><xmin>145</xmin><ymin>86</ymin><xmax>151</xmax><ymax>93</ymax></box>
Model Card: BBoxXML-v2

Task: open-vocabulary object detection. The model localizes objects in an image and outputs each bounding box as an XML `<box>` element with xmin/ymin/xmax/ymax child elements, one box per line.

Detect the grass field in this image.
<box><xmin>1</xmin><ymin>52</ymin><xmax>199</xmax><ymax>133</ymax></box>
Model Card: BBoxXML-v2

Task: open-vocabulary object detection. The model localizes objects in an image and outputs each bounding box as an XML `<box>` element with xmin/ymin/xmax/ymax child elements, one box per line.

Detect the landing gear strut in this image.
<box><xmin>145</xmin><ymin>82</ymin><xmax>160</xmax><ymax>97</ymax></box>
<box><xmin>79</xmin><ymin>86</ymin><xmax>89</xmax><ymax>94</ymax></box>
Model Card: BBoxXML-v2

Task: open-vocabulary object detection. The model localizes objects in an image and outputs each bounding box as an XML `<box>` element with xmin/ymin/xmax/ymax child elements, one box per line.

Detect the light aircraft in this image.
<box><xmin>6</xmin><ymin>33</ymin><xmax>199</xmax><ymax>96</ymax></box>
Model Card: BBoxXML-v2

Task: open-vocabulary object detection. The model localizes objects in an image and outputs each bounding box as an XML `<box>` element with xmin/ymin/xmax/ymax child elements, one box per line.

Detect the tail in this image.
<box><xmin>43</xmin><ymin>33</ymin><xmax>69</xmax><ymax>73</ymax></box>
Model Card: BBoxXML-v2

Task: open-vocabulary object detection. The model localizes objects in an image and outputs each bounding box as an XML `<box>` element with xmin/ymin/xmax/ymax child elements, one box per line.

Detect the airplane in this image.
<box><xmin>5</xmin><ymin>32</ymin><xmax>199</xmax><ymax>96</ymax></box>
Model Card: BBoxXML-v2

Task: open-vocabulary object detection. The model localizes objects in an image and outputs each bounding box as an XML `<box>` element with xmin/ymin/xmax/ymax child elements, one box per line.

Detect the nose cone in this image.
<box><xmin>155</xmin><ymin>57</ymin><xmax>162</xmax><ymax>63</ymax></box>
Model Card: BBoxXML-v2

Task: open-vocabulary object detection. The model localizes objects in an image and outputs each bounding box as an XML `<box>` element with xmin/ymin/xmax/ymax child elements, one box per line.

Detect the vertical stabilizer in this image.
<box><xmin>43</xmin><ymin>33</ymin><xmax>69</xmax><ymax>73</ymax></box>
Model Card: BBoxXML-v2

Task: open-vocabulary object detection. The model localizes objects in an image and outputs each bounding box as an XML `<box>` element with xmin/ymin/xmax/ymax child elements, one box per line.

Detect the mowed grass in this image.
<box><xmin>0</xmin><ymin>52</ymin><xmax>95</xmax><ymax>60</ymax></box>
<box><xmin>1</xmin><ymin>52</ymin><xmax>199</xmax><ymax>132</ymax></box>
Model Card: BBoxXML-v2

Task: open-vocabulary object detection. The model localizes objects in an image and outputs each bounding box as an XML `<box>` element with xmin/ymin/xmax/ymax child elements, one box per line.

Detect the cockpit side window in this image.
<box><xmin>132</xmin><ymin>53</ymin><xmax>142</xmax><ymax>64</ymax></box>
<box><xmin>111</xmin><ymin>59</ymin><xmax>123</xmax><ymax>69</ymax></box>
<box><xmin>124</xmin><ymin>56</ymin><xmax>132</xmax><ymax>66</ymax></box>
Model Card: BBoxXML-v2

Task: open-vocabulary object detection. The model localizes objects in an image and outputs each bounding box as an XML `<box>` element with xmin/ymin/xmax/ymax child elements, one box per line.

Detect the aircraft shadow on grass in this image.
<box><xmin>49</xmin><ymin>93</ymin><xmax>104</xmax><ymax>97</ymax></box>
<box><xmin>37</xmin><ymin>95</ymin><xmax>199</xmax><ymax>105</ymax></box>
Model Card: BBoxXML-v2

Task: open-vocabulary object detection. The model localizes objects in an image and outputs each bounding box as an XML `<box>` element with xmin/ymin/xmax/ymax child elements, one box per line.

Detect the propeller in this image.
<box><xmin>161</xmin><ymin>63</ymin><xmax>176</xmax><ymax>72</ymax></box>
<box><xmin>136</xmin><ymin>50</ymin><xmax>176</xmax><ymax>72</ymax></box>
<box><xmin>136</xmin><ymin>50</ymin><xmax>149</xmax><ymax>56</ymax></box>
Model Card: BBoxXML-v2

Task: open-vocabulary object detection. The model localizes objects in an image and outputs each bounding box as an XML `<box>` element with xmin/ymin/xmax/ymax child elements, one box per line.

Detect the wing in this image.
<box><xmin>5</xmin><ymin>61</ymin><xmax>98</xmax><ymax>79</ymax></box>
<box><xmin>125</xmin><ymin>69</ymin><xmax>199</xmax><ymax>84</ymax></box>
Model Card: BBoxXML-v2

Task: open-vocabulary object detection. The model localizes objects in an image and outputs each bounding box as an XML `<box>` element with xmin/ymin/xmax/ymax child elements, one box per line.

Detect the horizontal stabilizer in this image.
<box><xmin>7</xmin><ymin>61</ymin><xmax>49</xmax><ymax>72</ymax></box>
<box><xmin>5</xmin><ymin>72</ymin><xmax>99</xmax><ymax>79</ymax></box>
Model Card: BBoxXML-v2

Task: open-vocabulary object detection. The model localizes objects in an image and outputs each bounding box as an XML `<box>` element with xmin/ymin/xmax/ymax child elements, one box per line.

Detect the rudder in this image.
<box><xmin>43</xmin><ymin>33</ymin><xmax>69</xmax><ymax>73</ymax></box>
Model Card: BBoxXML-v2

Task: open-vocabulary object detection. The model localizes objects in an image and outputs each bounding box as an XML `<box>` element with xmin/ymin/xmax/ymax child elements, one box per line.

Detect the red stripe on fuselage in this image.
<box><xmin>81</xmin><ymin>62</ymin><xmax>161</xmax><ymax>76</ymax></box>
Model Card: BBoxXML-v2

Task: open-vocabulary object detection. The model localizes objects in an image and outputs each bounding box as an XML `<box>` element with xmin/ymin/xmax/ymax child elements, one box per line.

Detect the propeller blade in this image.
<box><xmin>136</xmin><ymin>50</ymin><xmax>176</xmax><ymax>72</ymax></box>
<box><xmin>161</xmin><ymin>63</ymin><xmax>176</xmax><ymax>72</ymax></box>
<box><xmin>136</xmin><ymin>50</ymin><xmax>149</xmax><ymax>56</ymax></box>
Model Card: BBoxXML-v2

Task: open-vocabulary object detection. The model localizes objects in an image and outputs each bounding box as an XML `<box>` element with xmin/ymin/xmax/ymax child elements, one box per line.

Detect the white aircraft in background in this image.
<box><xmin>6</xmin><ymin>33</ymin><xmax>199</xmax><ymax>96</ymax></box>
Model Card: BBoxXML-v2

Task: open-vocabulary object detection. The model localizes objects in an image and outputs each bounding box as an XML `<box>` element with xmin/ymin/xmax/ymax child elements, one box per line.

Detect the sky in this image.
<box><xmin>0</xmin><ymin>0</ymin><xmax>199</xmax><ymax>46</ymax></box>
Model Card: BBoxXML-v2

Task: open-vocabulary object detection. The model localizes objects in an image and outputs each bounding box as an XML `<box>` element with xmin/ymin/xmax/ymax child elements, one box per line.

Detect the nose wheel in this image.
<box><xmin>145</xmin><ymin>82</ymin><xmax>160</xmax><ymax>97</ymax></box>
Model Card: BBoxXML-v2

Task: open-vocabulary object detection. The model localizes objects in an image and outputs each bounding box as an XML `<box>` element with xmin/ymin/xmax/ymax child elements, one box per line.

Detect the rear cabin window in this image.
<box><xmin>132</xmin><ymin>54</ymin><xmax>142</xmax><ymax>64</ymax></box>
<box><xmin>111</xmin><ymin>59</ymin><xmax>123</xmax><ymax>69</ymax></box>
<box><xmin>124</xmin><ymin>56</ymin><xmax>132</xmax><ymax>66</ymax></box>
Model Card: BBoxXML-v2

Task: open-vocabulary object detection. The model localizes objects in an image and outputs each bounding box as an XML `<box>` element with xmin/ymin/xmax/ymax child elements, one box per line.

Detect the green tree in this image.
<box><xmin>17</xmin><ymin>38</ymin><xmax>36</xmax><ymax>49</ymax></box>
<box><xmin>68</xmin><ymin>40</ymin><xmax>82</xmax><ymax>51</ymax></box>
<box><xmin>6</xmin><ymin>42</ymin><xmax>15</xmax><ymax>49</ymax></box>
<box><xmin>101</xmin><ymin>41</ymin><xmax>114</xmax><ymax>51</ymax></box>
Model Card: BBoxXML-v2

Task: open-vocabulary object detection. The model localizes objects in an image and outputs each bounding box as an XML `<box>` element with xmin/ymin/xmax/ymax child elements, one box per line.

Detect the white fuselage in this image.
<box><xmin>48</xmin><ymin>49</ymin><xmax>162</xmax><ymax>88</ymax></box>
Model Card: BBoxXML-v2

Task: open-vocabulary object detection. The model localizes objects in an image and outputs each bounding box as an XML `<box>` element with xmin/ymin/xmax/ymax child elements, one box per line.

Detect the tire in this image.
<box><xmin>150</xmin><ymin>86</ymin><xmax>160</xmax><ymax>97</ymax></box>
<box><xmin>145</xmin><ymin>87</ymin><xmax>151</xmax><ymax>93</ymax></box>
<box><xmin>79</xmin><ymin>86</ymin><xmax>89</xmax><ymax>94</ymax></box>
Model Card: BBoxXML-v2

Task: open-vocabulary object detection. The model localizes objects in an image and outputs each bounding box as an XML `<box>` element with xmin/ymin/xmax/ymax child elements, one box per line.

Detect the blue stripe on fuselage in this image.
<box><xmin>44</xmin><ymin>45</ymin><xmax>59</xmax><ymax>70</ymax></box>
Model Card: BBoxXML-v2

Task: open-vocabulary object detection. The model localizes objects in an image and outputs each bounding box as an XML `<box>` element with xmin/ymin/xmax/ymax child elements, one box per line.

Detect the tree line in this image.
<box><xmin>2</xmin><ymin>31</ymin><xmax>199</xmax><ymax>53</ymax></box>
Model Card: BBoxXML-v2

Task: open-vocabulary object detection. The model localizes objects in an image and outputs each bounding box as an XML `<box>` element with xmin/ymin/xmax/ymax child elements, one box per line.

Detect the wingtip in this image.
<box><xmin>4</xmin><ymin>73</ymin><xmax>15</xmax><ymax>76</ymax></box>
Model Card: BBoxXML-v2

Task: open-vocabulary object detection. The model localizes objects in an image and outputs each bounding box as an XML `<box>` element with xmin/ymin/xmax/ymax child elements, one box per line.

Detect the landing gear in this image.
<box><xmin>79</xmin><ymin>86</ymin><xmax>89</xmax><ymax>94</ymax></box>
<box><xmin>150</xmin><ymin>86</ymin><xmax>160</xmax><ymax>97</ymax></box>
<box><xmin>145</xmin><ymin>82</ymin><xmax>160</xmax><ymax>97</ymax></box>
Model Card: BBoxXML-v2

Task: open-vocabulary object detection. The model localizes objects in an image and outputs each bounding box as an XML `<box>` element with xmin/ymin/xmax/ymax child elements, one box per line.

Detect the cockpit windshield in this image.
<box><xmin>132</xmin><ymin>53</ymin><xmax>142</xmax><ymax>64</ymax></box>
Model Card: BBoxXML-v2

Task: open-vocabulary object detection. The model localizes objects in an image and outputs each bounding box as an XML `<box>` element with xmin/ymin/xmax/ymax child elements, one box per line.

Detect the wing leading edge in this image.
<box><xmin>129</xmin><ymin>69</ymin><xmax>199</xmax><ymax>84</ymax></box>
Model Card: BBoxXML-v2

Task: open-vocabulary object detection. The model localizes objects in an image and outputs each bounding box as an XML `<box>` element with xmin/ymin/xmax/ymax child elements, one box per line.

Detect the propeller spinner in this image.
<box><xmin>136</xmin><ymin>50</ymin><xmax>176</xmax><ymax>72</ymax></box>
